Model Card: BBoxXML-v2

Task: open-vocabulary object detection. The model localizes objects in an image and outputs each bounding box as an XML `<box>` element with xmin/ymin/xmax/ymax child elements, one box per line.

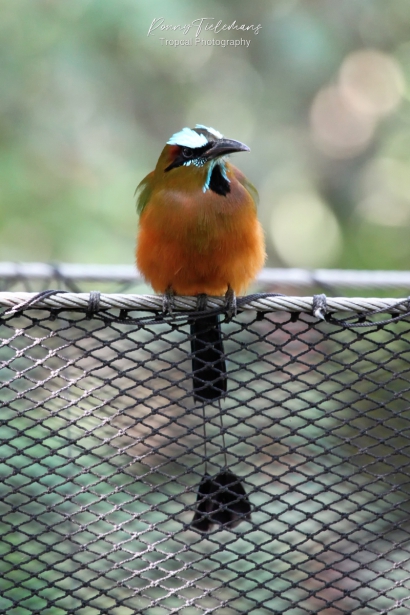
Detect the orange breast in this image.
<box><xmin>136</xmin><ymin>165</ymin><xmax>266</xmax><ymax>296</ymax></box>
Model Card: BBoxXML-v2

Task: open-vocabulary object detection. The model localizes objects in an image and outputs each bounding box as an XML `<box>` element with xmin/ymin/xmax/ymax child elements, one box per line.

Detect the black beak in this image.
<box><xmin>204</xmin><ymin>138</ymin><xmax>250</xmax><ymax>161</ymax></box>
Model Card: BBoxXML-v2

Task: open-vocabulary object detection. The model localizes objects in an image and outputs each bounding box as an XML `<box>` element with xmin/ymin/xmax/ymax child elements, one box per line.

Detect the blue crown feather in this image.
<box><xmin>195</xmin><ymin>124</ymin><xmax>223</xmax><ymax>139</ymax></box>
<box><xmin>167</xmin><ymin>125</ymin><xmax>224</xmax><ymax>148</ymax></box>
<box><xmin>167</xmin><ymin>127</ymin><xmax>208</xmax><ymax>148</ymax></box>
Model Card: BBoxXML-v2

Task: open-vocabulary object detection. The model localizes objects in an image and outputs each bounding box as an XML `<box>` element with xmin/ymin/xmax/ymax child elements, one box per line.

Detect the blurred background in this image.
<box><xmin>1</xmin><ymin>0</ymin><xmax>410</xmax><ymax>276</ymax></box>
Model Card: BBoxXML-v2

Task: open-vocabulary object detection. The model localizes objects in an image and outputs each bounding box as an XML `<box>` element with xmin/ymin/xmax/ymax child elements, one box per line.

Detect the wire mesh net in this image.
<box><xmin>1</xmin><ymin>267</ymin><xmax>410</xmax><ymax>615</ymax></box>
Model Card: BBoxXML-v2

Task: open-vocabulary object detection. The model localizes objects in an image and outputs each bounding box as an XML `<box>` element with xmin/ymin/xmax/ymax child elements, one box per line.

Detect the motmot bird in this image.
<box><xmin>136</xmin><ymin>125</ymin><xmax>265</xmax><ymax>402</ymax></box>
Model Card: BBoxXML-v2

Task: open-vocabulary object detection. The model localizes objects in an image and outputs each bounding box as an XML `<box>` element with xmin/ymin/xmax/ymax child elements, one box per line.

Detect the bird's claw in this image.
<box><xmin>163</xmin><ymin>286</ymin><xmax>175</xmax><ymax>314</ymax></box>
<box><xmin>225</xmin><ymin>286</ymin><xmax>237</xmax><ymax>321</ymax></box>
<box><xmin>196</xmin><ymin>293</ymin><xmax>208</xmax><ymax>312</ymax></box>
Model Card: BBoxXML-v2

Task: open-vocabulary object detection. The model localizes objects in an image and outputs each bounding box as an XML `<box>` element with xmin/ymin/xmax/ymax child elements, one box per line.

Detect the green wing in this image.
<box><xmin>135</xmin><ymin>171</ymin><xmax>154</xmax><ymax>216</ymax></box>
<box><xmin>232</xmin><ymin>167</ymin><xmax>259</xmax><ymax>208</ymax></box>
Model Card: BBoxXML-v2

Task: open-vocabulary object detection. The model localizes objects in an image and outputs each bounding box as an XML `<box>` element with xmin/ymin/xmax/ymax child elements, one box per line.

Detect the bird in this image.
<box><xmin>136</xmin><ymin>124</ymin><xmax>266</xmax><ymax>403</ymax></box>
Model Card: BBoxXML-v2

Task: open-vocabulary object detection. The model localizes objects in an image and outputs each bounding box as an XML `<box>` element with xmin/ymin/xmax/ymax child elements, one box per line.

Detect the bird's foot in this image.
<box><xmin>163</xmin><ymin>286</ymin><xmax>175</xmax><ymax>314</ymax></box>
<box><xmin>225</xmin><ymin>285</ymin><xmax>237</xmax><ymax>321</ymax></box>
<box><xmin>196</xmin><ymin>293</ymin><xmax>208</xmax><ymax>312</ymax></box>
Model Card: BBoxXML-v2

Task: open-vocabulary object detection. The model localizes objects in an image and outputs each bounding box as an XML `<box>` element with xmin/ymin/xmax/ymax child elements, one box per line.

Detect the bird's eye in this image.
<box><xmin>182</xmin><ymin>147</ymin><xmax>193</xmax><ymax>158</ymax></box>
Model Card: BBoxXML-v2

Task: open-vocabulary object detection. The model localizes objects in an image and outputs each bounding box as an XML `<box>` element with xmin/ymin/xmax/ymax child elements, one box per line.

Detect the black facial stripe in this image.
<box><xmin>209</xmin><ymin>164</ymin><xmax>230</xmax><ymax>196</ymax></box>
<box><xmin>164</xmin><ymin>142</ymin><xmax>215</xmax><ymax>172</ymax></box>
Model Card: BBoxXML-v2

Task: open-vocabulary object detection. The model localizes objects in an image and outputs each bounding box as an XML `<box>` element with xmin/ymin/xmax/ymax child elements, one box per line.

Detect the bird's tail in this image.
<box><xmin>190</xmin><ymin>313</ymin><xmax>227</xmax><ymax>403</ymax></box>
<box><xmin>191</xmin><ymin>470</ymin><xmax>252</xmax><ymax>532</ymax></box>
